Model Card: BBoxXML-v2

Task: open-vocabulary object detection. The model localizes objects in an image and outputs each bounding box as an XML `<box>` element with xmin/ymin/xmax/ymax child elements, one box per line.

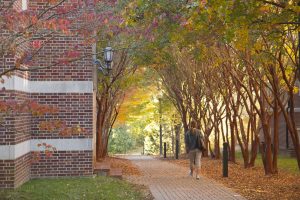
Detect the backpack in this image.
<box><xmin>193</xmin><ymin>128</ymin><xmax>206</xmax><ymax>152</ymax></box>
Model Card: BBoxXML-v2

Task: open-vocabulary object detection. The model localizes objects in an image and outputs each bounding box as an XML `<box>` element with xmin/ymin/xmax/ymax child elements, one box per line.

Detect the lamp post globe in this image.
<box><xmin>104</xmin><ymin>46</ymin><xmax>113</xmax><ymax>70</ymax></box>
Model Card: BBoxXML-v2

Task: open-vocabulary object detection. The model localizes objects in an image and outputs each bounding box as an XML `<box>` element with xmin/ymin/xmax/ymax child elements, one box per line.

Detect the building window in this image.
<box><xmin>22</xmin><ymin>0</ymin><xmax>27</xmax><ymax>10</ymax></box>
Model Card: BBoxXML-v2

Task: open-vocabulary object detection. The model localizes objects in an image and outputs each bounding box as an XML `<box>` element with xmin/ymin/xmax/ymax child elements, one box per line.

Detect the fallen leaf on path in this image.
<box><xmin>168</xmin><ymin>157</ymin><xmax>300</xmax><ymax>200</ymax></box>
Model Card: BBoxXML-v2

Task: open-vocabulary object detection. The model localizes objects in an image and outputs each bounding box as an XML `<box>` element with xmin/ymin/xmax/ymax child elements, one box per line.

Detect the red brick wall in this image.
<box><xmin>27</xmin><ymin>0</ymin><xmax>94</xmax><ymax>82</ymax></box>
<box><xmin>0</xmin><ymin>0</ymin><xmax>30</xmax><ymax>79</ymax></box>
<box><xmin>0</xmin><ymin>13</ymin><xmax>32</xmax><ymax>187</ymax></box>
<box><xmin>27</xmin><ymin>0</ymin><xmax>94</xmax><ymax>182</ymax></box>
<box><xmin>0</xmin><ymin>153</ymin><xmax>31</xmax><ymax>188</ymax></box>
<box><xmin>0</xmin><ymin>91</ymin><xmax>31</xmax><ymax>145</ymax></box>
<box><xmin>29</xmin><ymin>35</ymin><xmax>93</xmax><ymax>81</ymax></box>
<box><xmin>0</xmin><ymin>0</ymin><xmax>95</xmax><ymax>189</ymax></box>
<box><xmin>31</xmin><ymin>151</ymin><xmax>93</xmax><ymax>177</ymax></box>
<box><xmin>14</xmin><ymin>153</ymin><xmax>31</xmax><ymax>188</ymax></box>
<box><xmin>30</xmin><ymin>93</ymin><xmax>93</xmax><ymax>139</ymax></box>
<box><xmin>0</xmin><ymin>160</ymin><xmax>14</xmax><ymax>188</ymax></box>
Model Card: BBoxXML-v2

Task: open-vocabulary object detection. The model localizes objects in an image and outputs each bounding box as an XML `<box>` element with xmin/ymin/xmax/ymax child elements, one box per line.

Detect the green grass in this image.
<box><xmin>235</xmin><ymin>152</ymin><xmax>299</xmax><ymax>174</ymax></box>
<box><xmin>0</xmin><ymin>176</ymin><xmax>147</xmax><ymax>200</ymax></box>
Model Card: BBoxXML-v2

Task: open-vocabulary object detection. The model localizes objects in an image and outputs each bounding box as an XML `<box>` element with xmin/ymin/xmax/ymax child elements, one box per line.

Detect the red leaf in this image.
<box><xmin>32</xmin><ymin>40</ymin><xmax>42</xmax><ymax>49</ymax></box>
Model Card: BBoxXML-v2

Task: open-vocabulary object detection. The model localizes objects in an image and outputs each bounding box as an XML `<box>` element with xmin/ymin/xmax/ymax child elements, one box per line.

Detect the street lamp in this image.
<box><xmin>95</xmin><ymin>46</ymin><xmax>113</xmax><ymax>75</ymax></box>
<box><xmin>104</xmin><ymin>46</ymin><xmax>113</xmax><ymax>71</ymax></box>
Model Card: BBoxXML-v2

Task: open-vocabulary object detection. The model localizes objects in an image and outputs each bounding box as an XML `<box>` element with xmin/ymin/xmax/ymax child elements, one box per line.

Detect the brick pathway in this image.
<box><xmin>123</xmin><ymin>155</ymin><xmax>246</xmax><ymax>200</ymax></box>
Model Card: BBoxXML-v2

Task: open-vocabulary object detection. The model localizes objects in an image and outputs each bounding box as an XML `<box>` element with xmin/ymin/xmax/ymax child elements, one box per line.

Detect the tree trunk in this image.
<box><xmin>96</xmin><ymin>109</ymin><xmax>103</xmax><ymax>160</ymax></box>
<box><xmin>261</xmin><ymin>122</ymin><xmax>274</xmax><ymax>175</ymax></box>
<box><xmin>230</xmin><ymin>120</ymin><xmax>236</xmax><ymax>163</ymax></box>
<box><xmin>203</xmin><ymin>136</ymin><xmax>209</xmax><ymax>157</ymax></box>
<box><xmin>236</xmin><ymin>117</ymin><xmax>249</xmax><ymax>168</ymax></box>
<box><xmin>272</xmin><ymin>99</ymin><xmax>279</xmax><ymax>173</ymax></box>
<box><xmin>96</xmin><ymin>125</ymin><xmax>109</xmax><ymax>159</ymax></box>
<box><xmin>225</xmin><ymin>116</ymin><xmax>231</xmax><ymax>157</ymax></box>
<box><xmin>208</xmin><ymin>140</ymin><xmax>215</xmax><ymax>158</ymax></box>
<box><xmin>171</xmin><ymin>126</ymin><xmax>174</xmax><ymax>155</ymax></box>
<box><xmin>175</xmin><ymin>124</ymin><xmax>181</xmax><ymax>156</ymax></box>
<box><xmin>249</xmin><ymin>134</ymin><xmax>259</xmax><ymax>167</ymax></box>
<box><xmin>214</xmin><ymin>127</ymin><xmax>220</xmax><ymax>159</ymax></box>
<box><xmin>249</xmin><ymin>107</ymin><xmax>259</xmax><ymax>167</ymax></box>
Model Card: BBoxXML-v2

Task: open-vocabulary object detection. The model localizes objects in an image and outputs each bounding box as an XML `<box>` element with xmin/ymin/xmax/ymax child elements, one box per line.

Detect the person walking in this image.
<box><xmin>184</xmin><ymin>120</ymin><xmax>205</xmax><ymax>180</ymax></box>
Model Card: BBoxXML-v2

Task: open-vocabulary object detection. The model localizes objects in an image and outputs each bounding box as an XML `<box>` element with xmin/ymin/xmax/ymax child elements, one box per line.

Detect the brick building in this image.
<box><xmin>0</xmin><ymin>0</ymin><xmax>97</xmax><ymax>188</ymax></box>
<box><xmin>277</xmin><ymin>91</ymin><xmax>300</xmax><ymax>156</ymax></box>
<box><xmin>264</xmin><ymin>83</ymin><xmax>300</xmax><ymax>156</ymax></box>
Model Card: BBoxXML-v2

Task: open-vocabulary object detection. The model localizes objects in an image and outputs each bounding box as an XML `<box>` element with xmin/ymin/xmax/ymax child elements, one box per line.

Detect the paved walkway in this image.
<box><xmin>122</xmin><ymin>155</ymin><xmax>246</xmax><ymax>200</ymax></box>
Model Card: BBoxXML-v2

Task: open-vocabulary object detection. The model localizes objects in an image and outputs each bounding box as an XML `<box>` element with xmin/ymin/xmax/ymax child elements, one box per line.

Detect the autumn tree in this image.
<box><xmin>174</xmin><ymin>0</ymin><xmax>300</xmax><ymax>172</ymax></box>
<box><xmin>95</xmin><ymin>49</ymin><xmax>138</xmax><ymax>159</ymax></box>
<box><xmin>123</xmin><ymin>0</ymin><xmax>300</xmax><ymax>174</ymax></box>
<box><xmin>0</xmin><ymin>0</ymin><xmax>119</xmax><ymax>135</ymax></box>
<box><xmin>0</xmin><ymin>0</ymin><xmax>119</xmax><ymax>76</ymax></box>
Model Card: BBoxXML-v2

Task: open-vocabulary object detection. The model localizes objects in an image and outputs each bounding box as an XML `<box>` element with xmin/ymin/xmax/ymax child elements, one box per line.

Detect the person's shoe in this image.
<box><xmin>196</xmin><ymin>175</ymin><xmax>200</xmax><ymax>180</ymax></box>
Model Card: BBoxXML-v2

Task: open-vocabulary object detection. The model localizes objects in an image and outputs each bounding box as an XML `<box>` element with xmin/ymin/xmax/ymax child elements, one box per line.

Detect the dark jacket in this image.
<box><xmin>184</xmin><ymin>128</ymin><xmax>203</xmax><ymax>153</ymax></box>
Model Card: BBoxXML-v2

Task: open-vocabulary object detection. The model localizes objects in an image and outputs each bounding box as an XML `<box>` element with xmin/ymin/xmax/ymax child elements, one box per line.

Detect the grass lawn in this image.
<box><xmin>0</xmin><ymin>176</ymin><xmax>149</xmax><ymax>200</ymax></box>
<box><xmin>235</xmin><ymin>152</ymin><xmax>299</xmax><ymax>174</ymax></box>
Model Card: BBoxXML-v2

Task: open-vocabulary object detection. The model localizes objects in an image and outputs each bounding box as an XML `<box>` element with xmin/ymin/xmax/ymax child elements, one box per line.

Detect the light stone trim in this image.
<box><xmin>30</xmin><ymin>138</ymin><xmax>92</xmax><ymax>151</ymax></box>
<box><xmin>2</xmin><ymin>76</ymin><xmax>93</xmax><ymax>93</ymax></box>
<box><xmin>0</xmin><ymin>140</ymin><xmax>31</xmax><ymax>160</ymax></box>
<box><xmin>0</xmin><ymin>138</ymin><xmax>92</xmax><ymax>160</ymax></box>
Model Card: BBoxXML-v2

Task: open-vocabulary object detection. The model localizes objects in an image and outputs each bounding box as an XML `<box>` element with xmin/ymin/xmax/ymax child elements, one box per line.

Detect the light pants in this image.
<box><xmin>189</xmin><ymin>149</ymin><xmax>202</xmax><ymax>170</ymax></box>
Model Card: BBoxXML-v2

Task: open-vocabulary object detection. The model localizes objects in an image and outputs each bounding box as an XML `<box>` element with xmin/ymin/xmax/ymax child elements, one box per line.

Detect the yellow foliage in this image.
<box><xmin>293</xmin><ymin>86</ymin><xmax>299</xmax><ymax>94</ymax></box>
<box><xmin>234</xmin><ymin>27</ymin><xmax>249</xmax><ymax>51</ymax></box>
<box><xmin>114</xmin><ymin>83</ymin><xmax>158</xmax><ymax>127</ymax></box>
<box><xmin>290</xmin><ymin>5</ymin><xmax>300</xmax><ymax>14</ymax></box>
<box><xmin>259</xmin><ymin>6</ymin><xmax>271</xmax><ymax>14</ymax></box>
<box><xmin>253</xmin><ymin>41</ymin><xmax>263</xmax><ymax>52</ymax></box>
